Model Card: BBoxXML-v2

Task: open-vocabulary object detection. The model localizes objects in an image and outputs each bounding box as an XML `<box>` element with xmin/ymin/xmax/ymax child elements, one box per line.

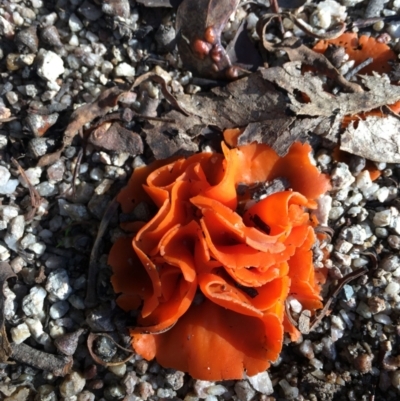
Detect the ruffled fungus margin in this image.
<box><xmin>108</xmin><ymin>140</ymin><xmax>331</xmax><ymax>380</ymax></box>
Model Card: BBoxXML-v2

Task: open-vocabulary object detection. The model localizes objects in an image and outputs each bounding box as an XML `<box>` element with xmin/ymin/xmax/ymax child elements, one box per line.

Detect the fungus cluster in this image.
<box><xmin>108</xmin><ymin>139</ymin><xmax>330</xmax><ymax>380</ymax></box>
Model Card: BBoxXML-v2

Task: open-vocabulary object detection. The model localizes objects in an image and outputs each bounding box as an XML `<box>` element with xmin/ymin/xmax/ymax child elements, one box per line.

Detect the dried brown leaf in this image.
<box><xmin>340</xmin><ymin>115</ymin><xmax>400</xmax><ymax>163</ymax></box>
<box><xmin>88</xmin><ymin>122</ymin><xmax>144</xmax><ymax>156</ymax></box>
<box><xmin>38</xmin><ymin>87</ymin><xmax>126</xmax><ymax>167</ymax></box>
<box><xmin>87</xmin><ymin>333</ymin><xmax>134</xmax><ymax>366</ymax></box>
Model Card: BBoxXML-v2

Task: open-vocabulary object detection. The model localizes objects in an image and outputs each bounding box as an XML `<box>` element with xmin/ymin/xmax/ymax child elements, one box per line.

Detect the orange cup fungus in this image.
<box><xmin>108</xmin><ymin>138</ymin><xmax>331</xmax><ymax>380</ymax></box>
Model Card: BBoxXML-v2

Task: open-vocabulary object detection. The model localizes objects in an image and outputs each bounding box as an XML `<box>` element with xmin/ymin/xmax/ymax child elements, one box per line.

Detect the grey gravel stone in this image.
<box><xmin>60</xmin><ymin>371</ymin><xmax>86</xmax><ymax>398</ymax></box>
<box><xmin>45</xmin><ymin>268</ymin><xmax>72</xmax><ymax>301</ymax></box>
<box><xmin>331</xmin><ymin>163</ymin><xmax>355</xmax><ymax>189</ymax></box>
<box><xmin>49</xmin><ymin>300</ymin><xmax>70</xmax><ymax>319</ymax></box>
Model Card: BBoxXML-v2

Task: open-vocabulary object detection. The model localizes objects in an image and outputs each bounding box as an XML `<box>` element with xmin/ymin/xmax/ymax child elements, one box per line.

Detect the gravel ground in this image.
<box><xmin>1</xmin><ymin>0</ymin><xmax>400</xmax><ymax>400</ymax></box>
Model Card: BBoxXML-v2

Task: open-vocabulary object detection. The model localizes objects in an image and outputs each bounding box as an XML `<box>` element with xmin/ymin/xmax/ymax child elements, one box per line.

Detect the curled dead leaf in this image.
<box><xmin>87</xmin><ymin>333</ymin><xmax>134</xmax><ymax>367</ymax></box>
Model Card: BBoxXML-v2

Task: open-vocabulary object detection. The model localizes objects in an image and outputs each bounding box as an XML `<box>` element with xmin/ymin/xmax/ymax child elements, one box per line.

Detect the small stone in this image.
<box><xmin>93</xmin><ymin>335</ymin><xmax>117</xmax><ymax>360</ymax></box>
<box><xmin>47</xmin><ymin>159</ymin><xmax>65</xmax><ymax>182</ymax></box>
<box><xmin>373</xmin><ymin>313</ymin><xmax>392</xmax><ymax>324</ymax></box>
<box><xmin>334</xmin><ymin>239</ymin><xmax>353</xmax><ymax>253</ymax></box>
<box><xmin>60</xmin><ymin>371</ymin><xmax>86</xmax><ymax>398</ymax></box>
<box><xmin>380</xmin><ymin>255</ymin><xmax>400</xmax><ymax>272</ymax></box>
<box><xmin>77</xmin><ymin>391</ymin><xmax>96</xmax><ymax>401</ymax></box>
<box><xmin>329</xmin><ymin>206</ymin><xmax>344</xmax><ymax>220</ymax></box>
<box><xmin>19</xmin><ymin>167</ymin><xmax>42</xmax><ymax>188</ymax></box>
<box><xmin>28</xmin><ymin>241</ymin><xmax>46</xmax><ymax>256</ymax></box>
<box><xmin>356</xmin><ymin>170</ymin><xmax>373</xmax><ymax>191</ymax></box>
<box><xmin>363</xmin><ymin>183</ymin><xmax>380</xmax><ymax>199</ymax></box>
<box><xmin>388</xmin><ymin>235</ymin><xmax>400</xmax><ymax>249</ymax></box>
<box><xmin>36</xmin><ymin>50</ymin><xmax>65</xmax><ymax>82</ymax></box>
<box><xmin>138</xmin><ymin>381</ymin><xmax>154</xmax><ymax>400</ymax></box>
<box><xmin>0</xmin><ymin>166</ymin><xmax>11</xmax><ymax>186</ymax></box>
<box><xmin>279</xmin><ymin>379</ymin><xmax>299</xmax><ymax>400</ymax></box>
<box><xmin>373</xmin><ymin>209</ymin><xmax>394</xmax><ymax>226</ymax></box>
<box><xmin>105</xmin><ymin>384</ymin><xmax>126</xmax><ymax>399</ymax></box>
<box><xmin>54</xmin><ymin>329</ymin><xmax>84</xmax><ymax>356</ymax></box>
<box><xmin>0</xmin><ymin>179</ymin><xmax>18</xmax><ymax>195</ymax></box>
<box><xmin>247</xmin><ymin>371</ymin><xmax>273</xmax><ymax>395</ymax></box>
<box><xmin>68</xmin><ymin>294</ymin><xmax>85</xmax><ymax>309</ymax></box>
<box><xmin>340</xmin><ymin>225</ymin><xmax>367</xmax><ymax>245</ymax></box>
<box><xmin>165</xmin><ymin>370</ymin><xmax>185</xmax><ymax>391</ymax></box>
<box><xmin>58</xmin><ymin>199</ymin><xmax>90</xmax><ymax>221</ymax></box>
<box><xmin>356</xmin><ymin>301</ymin><xmax>372</xmax><ymax>319</ymax></box>
<box><xmin>108</xmin><ymin>363</ymin><xmax>127</xmax><ymax>377</ymax></box>
<box><xmin>115</xmin><ymin>62</ymin><xmax>135</xmax><ymax>77</ymax></box>
<box><xmin>69</xmin><ymin>14</ymin><xmax>84</xmax><ymax>32</ymax></box>
<box><xmin>331</xmin><ymin>163</ymin><xmax>355</xmax><ymax>189</ymax></box>
<box><xmin>10</xmin><ymin>322</ymin><xmax>30</xmax><ymax>344</ymax></box>
<box><xmin>376</xmin><ymin>187</ymin><xmax>390</xmax><ymax>202</ymax></box>
<box><xmin>299</xmin><ymin>339</ymin><xmax>315</xmax><ymax>359</ymax></box>
<box><xmin>22</xmin><ymin>286</ymin><xmax>47</xmax><ymax>317</ymax></box>
<box><xmin>29</xmin><ymin>137</ymin><xmax>56</xmax><ymax>158</ymax></box>
<box><xmin>234</xmin><ymin>380</ymin><xmax>255</xmax><ymax>401</ymax></box>
<box><xmin>45</xmin><ymin>269</ymin><xmax>72</xmax><ymax>301</ymax></box>
<box><xmin>25</xmin><ymin>318</ymin><xmax>44</xmax><ymax>339</ymax></box>
<box><xmin>353</xmin><ymin>354</ymin><xmax>373</xmax><ymax>373</ymax></box>
<box><xmin>385</xmin><ymin>282</ymin><xmax>400</xmax><ymax>296</ymax></box>
<box><xmin>368</xmin><ymin>296</ymin><xmax>386</xmax><ymax>314</ymax></box>
<box><xmin>36</xmin><ymin>181</ymin><xmax>58</xmax><ymax>197</ymax></box>
<box><xmin>49</xmin><ymin>300</ymin><xmax>70</xmax><ymax>319</ymax></box>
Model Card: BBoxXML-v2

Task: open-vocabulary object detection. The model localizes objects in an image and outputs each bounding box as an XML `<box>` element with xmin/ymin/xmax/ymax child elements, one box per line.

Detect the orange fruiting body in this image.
<box><xmin>109</xmin><ymin>140</ymin><xmax>330</xmax><ymax>380</ymax></box>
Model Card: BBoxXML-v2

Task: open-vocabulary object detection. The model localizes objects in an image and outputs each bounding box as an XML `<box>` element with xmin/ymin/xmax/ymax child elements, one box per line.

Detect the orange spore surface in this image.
<box><xmin>109</xmin><ymin>140</ymin><xmax>331</xmax><ymax>380</ymax></box>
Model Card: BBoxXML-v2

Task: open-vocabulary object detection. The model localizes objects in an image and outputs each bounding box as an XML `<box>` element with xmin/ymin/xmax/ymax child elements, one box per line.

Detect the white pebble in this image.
<box><xmin>331</xmin><ymin>163</ymin><xmax>355</xmax><ymax>189</ymax></box>
<box><xmin>356</xmin><ymin>170</ymin><xmax>372</xmax><ymax>191</ymax></box>
<box><xmin>0</xmin><ymin>178</ymin><xmax>18</xmax><ymax>195</ymax></box>
<box><xmin>0</xmin><ymin>166</ymin><xmax>11</xmax><ymax>186</ymax></box>
<box><xmin>385</xmin><ymin>282</ymin><xmax>400</xmax><ymax>296</ymax></box>
<box><xmin>10</xmin><ymin>323</ymin><xmax>31</xmax><ymax>344</ymax></box>
<box><xmin>22</xmin><ymin>286</ymin><xmax>47</xmax><ymax>317</ymax></box>
<box><xmin>25</xmin><ymin>317</ymin><xmax>44</xmax><ymax>339</ymax></box>
<box><xmin>69</xmin><ymin>14</ymin><xmax>84</xmax><ymax>32</ymax></box>
<box><xmin>115</xmin><ymin>62</ymin><xmax>136</xmax><ymax>77</ymax></box>
<box><xmin>362</xmin><ymin>183</ymin><xmax>380</xmax><ymax>199</ymax></box>
<box><xmin>36</xmin><ymin>50</ymin><xmax>65</xmax><ymax>82</ymax></box>
<box><xmin>373</xmin><ymin>209</ymin><xmax>393</xmax><ymax>226</ymax></box>
<box><xmin>247</xmin><ymin>371</ymin><xmax>273</xmax><ymax>395</ymax></box>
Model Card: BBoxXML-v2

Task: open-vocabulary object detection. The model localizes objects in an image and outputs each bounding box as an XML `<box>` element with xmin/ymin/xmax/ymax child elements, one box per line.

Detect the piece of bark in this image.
<box><xmin>11</xmin><ymin>342</ymin><xmax>72</xmax><ymax>376</ymax></box>
<box><xmin>0</xmin><ymin>262</ymin><xmax>16</xmax><ymax>363</ymax></box>
<box><xmin>341</xmin><ymin>115</ymin><xmax>400</xmax><ymax>163</ymax></box>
